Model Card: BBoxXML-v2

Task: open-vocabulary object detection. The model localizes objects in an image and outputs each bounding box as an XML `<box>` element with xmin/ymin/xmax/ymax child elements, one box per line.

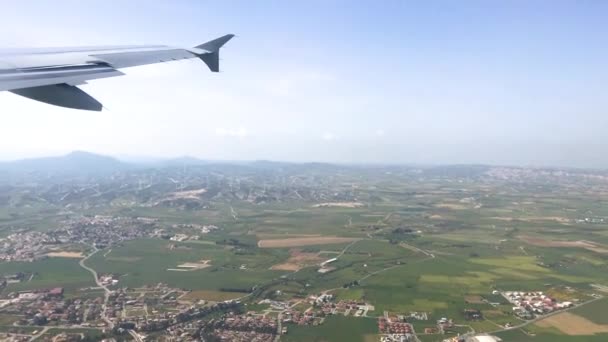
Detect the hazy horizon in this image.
<box><xmin>2</xmin><ymin>148</ymin><xmax>608</xmax><ymax>171</ymax></box>
<box><xmin>2</xmin><ymin>1</ymin><xmax>608</xmax><ymax>168</ymax></box>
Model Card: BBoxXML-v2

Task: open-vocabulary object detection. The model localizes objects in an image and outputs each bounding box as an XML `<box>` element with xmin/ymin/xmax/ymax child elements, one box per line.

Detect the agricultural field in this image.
<box><xmin>0</xmin><ymin>258</ymin><xmax>95</xmax><ymax>295</ymax></box>
<box><xmin>282</xmin><ymin>316</ymin><xmax>378</xmax><ymax>342</ymax></box>
<box><xmin>1</xmin><ymin>162</ymin><xmax>608</xmax><ymax>340</ymax></box>
<box><xmin>86</xmin><ymin>239</ymin><xmax>285</xmax><ymax>291</ymax></box>
<box><xmin>569</xmin><ymin>297</ymin><xmax>608</xmax><ymax>324</ymax></box>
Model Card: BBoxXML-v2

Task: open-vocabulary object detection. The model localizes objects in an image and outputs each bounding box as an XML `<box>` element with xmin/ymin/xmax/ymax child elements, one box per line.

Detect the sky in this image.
<box><xmin>1</xmin><ymin>1</ymin><xmax>608</xmax><ymax>167</ymax></box>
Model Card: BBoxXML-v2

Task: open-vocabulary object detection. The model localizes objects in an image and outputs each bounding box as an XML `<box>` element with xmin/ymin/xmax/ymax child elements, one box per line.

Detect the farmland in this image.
<box><xmin>282</xmin><ymin>316</ymin><xmax>378</xmax><ymax>342</ymax></box>
<box><xmin>1</xmin><ymin>161</ymin><xmax>608</xmax><ymax>340</ymax></box>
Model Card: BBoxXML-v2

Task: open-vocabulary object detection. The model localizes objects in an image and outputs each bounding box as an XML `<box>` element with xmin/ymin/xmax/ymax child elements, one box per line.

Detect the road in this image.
<box><xmin>274</xmin><ymin>312</ymin><xmax>283</xmax><ymax>342</ymax></box>
<box><xmin>28</xmin><ymin>326</ymin><xmax>50</xmax><ymax>341</ymax></box>
<box><xmin>399</xmin><ymin>242</ymin><xmax>435</xmax><ymax>258</ymax></box>
<box><xmin>129</xmin><ymin>329</ymin><xmax>144</xmax><ymax>342</ymax></box>
<box><xmin>79</xmin><ymin>247</ymin><xmax>114</xmax><ymax>329</ymax></box>
<box><xmin>230</xmin><ymin>206</ymin><xmax>238</xmax><ymax>221</ymax></box>
<box><xmin>336</xmin><ymin>239</ymin><xmax>359</xmax><ymax>259</ymax></box>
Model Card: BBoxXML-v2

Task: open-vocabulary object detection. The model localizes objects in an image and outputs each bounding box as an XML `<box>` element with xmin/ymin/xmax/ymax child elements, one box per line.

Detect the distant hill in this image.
<box><xmin>161</xmin><ymin>156</ymin><xmax>210</xmax><ymax>167</ymax></box>
<box><xmin>0</xmin><ymin>151</ymin><xmax>129</xmax><ymax>174</ymax></box>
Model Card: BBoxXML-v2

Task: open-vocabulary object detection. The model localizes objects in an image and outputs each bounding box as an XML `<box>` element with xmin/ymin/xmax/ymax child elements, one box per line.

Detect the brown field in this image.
<box><xmin>491</xmin><ymin>216</ymin><xmax>570</xmax><ymax>224</ymax></box>
<box><xmin>364</xmin><ymin>334</ymin><xmax>381</xmax><ymax>342</ymax></box>
<box><xmin>180</xmin><ymin>290</ymin><xmax>246</xmax><ymax>302</ymax></box>
<box><xmin>270</xmin><ymin>263</ymin><xmax>301</xmax><ymax>271</ymax></box>
<box><xmin>519</xmin><ymin>235</ymin><xmax>608</xmax><ymax>254</ymax></box>
<box><xmin>591</xmin><ymin>284</ymin><xmax>608</xmax><ymax>293</ymax></box>
<box><xmin>258</xmin><ymin>236</ymin><xmax>359</xmax><ymax>248</ymax></box>
<box><xmin>169</xmin><ymin>260</ymin><xmax>211</xmax><ymax>272</ymax></box>
<box><xmin>490</xmin><ymin>217</ymin><xmax>517</xmax><ymax>221</ymax></box>
<box><xmin>270</xmin><ymin>249</ymin><xmax>324</xmax><ymax>271</ymax></box>
<box><xmin>535</xmin><ymin>312</ymin><xmax>608</xmax><ymax>335</ymax></box>
<box><xmin>435</xmin><ymin>203</ymin><xmax>468</xmax><ymax>210</ymax></box>
<box><xmin>465</xmin><ymin>295</ymin><xmax>484</xmax><ymax>304</ymax></box>
<box><xmin>106</xmin><ymin>256</ymin><xmax>142</xmax><ymax>262</ymax></box>
<box><xmin>177</xmin><ymin>262</ymin><xmax>211</xmax><ymax>269</ymax></box>
<box><xmin>530</xmin><ymin>216</ymin><xmax>571</xmax><ymax>223</ymax></box>
<box><xmin>313</xmin><ymin>202</ymin><xmax>364</xmax><ymax>208</ymax></box>
<box><xmin>46</xmin><ymin>251</ymin><xmax>84</xmax><ymax>258</ymax></box>
<box><xmin>167</xmin><ymin>188</ymin><xmax>207</xmax><ymax>200</ymax></box>
<box><xmin>255</xmin><ymin>233</ymin><xmax>322</xmax><ymax>239</ymax></box>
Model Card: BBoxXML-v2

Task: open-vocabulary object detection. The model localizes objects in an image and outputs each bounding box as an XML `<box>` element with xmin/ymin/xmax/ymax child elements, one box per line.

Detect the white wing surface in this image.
<box><xmin>0</xmin><ymin>34</ymin><xmax>234</xmax><ymax>111</ymax></box>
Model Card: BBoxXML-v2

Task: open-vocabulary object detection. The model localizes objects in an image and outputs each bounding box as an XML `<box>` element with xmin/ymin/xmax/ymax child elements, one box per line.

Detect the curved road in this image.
<box><xmin>79</xmin><ymin>247</ymin><xmax>114</xmax><ymax>328</ymax></box>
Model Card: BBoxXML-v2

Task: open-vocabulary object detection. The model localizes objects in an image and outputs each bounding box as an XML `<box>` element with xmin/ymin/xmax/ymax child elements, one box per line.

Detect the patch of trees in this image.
<box><xmin>392</xmin><ymin>227</ymin><xmax>414</xmax><ymax>234</ymax></box>
<box><xmin>449</xmin><ymin>243</ymin><xmax>472</xmax><ymax>248</ymax></box>
<box><xmin>387</xmin><ymin>226</ymin><xmax>418</xmax><ymax>244</ymax></box>
<box><xmin>216</xmin><ymin>238</ymin><xmax>252</xmax><ymax>247</ymax></box>
<box><xmin>343</xmin><ymin>280</ymin><xmax>360</xmax><ymax>288</ymax></box>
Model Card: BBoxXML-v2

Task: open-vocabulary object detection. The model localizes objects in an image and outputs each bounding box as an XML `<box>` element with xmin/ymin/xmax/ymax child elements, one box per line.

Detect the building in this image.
<box><xmin>48</xmin><ymin>287</ymin><xmax>64</xmax><ymax>297</ymax></box>
<box><xmin>464</xmin><ymin>334</ymin><xmax>502</xmax><ymax>342</ymax></box>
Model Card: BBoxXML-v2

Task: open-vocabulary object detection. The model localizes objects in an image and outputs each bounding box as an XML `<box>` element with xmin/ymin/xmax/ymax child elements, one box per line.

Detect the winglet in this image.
<box><xmin>195</xmin><ymin>34</ymin><xmax>235</xmax><ymax>72</ymax></box>
<box><xmin>195</xmin><ymin>34</ymin><xmax>235</xmax><ymax>52</ymax></box>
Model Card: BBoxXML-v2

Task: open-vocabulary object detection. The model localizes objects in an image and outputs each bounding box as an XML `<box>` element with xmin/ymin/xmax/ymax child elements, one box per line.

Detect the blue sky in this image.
<box><xmin>1</xmin><ymin>1</ymin><xmax>608</xmax><ymax>167</ymax></box>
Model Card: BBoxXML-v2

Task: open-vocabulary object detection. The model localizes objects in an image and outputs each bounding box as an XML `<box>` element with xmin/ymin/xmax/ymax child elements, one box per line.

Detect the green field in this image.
<box><xmin>570</xmin><ymin>297</ymin><xmax>608</xmax><ymax>324</ymax></box>
<box><xmin>87</xmin><ymin>239</ymin><xmax>284</xmax><ymax>291</ymax></box>
<box><xmin>496</xmin><ymin>328</ymin><xmax>608</xmax><ymax>342</ymax></box>
<box><xmin>282</xmin><ymin>316</ymin><xmax>378</xmax><ymax>342</ymax></box>
<box><xmin>0</xmin><ymin>258</ymin><xmax>94</xmax><ymax>294</ymax></box>
<box><xmin>3</xmin><ymin>163</ymin><xmax>608</xmax><ymax>341</ymax></box>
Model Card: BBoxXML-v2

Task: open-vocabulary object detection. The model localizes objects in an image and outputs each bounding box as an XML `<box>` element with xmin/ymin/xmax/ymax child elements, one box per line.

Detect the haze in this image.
<box><xmin>1</xmin><ymin>1</ymin><xmax>608</xmax><ymax>168</ymax></box>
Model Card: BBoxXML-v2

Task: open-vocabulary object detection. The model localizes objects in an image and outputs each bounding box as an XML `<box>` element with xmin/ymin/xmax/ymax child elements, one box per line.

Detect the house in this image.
<box><xmin>48</xmin><ymin>287</ymin><xmax>64</xmax><ymax>297</ymax></box>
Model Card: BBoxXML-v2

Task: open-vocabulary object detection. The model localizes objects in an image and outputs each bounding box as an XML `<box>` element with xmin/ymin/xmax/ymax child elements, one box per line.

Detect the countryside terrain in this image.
<box><xmin>0</xmin><ymin>152</ymin><xmax>607</xmax><ymax>341</ymax></box>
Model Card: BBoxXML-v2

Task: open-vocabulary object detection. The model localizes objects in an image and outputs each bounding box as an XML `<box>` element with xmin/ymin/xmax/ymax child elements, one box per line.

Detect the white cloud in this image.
<box><xmin>322</xmin><ymin>132</ymin><xmax>337</xmax><ymax>141</ymax></box>
<box><xmin>375</xmin><ymin>129</ymin><xmax>386</xmax><ymax>137</ymax></box>
<box><xmin>266</xmin><ymin>79</ymin><xmax>292</xmax><ymax>96</ymax></box>
<box><xmin>215</xmin><ymin>127</ymin><xmax>249</xmax><ymax>138</ymax></box>
<box><xmin>262</xmin><ymin>69</ymin><xmax>335</xmax><ymax>97</ymax></box>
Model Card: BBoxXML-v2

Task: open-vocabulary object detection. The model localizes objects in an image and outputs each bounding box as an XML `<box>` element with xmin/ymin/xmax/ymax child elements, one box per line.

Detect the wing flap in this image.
<box><xmin>92</xmin><ymin>49</ymin><xmax>197</xmax><ymax>68</ymax></box>
<box><xmin>0</xmin><ymin>64</ymin><xmax>124</xmax><ymax>91</ymax></box>
<box><xmin>10</xmin><ymin>84</ymin><xmax>103</xmax><ymax>111</ymax></box>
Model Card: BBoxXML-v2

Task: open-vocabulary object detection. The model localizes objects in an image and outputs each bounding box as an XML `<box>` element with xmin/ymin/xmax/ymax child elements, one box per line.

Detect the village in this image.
<box><xmin>0</xmin><ymin>216</ymin><xmax>159</xmax><ymax>262</ymax></box>
<box><xmin>0</xmin><ymin>268</ymin><xmax>597</xmax><ymax>342</ymax></box>
<box><xmin>0</xmin><ymin>215</ymin><xmax>224</xmax><ymax>266</ymax></box>
<box><xmin>501</xmin><ymin>290</ymin><xmax>574</xmax><ymax>320</ymax></box>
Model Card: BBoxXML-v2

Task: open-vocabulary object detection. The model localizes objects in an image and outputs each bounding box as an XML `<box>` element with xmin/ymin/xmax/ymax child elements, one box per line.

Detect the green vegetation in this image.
<box><xmin>87</xmin><ymin>239</ymin><xmax>283</xmax><ymax>291</ymax></box>
<box><xmin>571</xmin><ymin>297</ymin><xmax>608</xmax><ymax>324</ymax></box>
<box><xmin>3</xmin><ymin>163</ymin><xmax>608</xmax><ymax>340</ymax></box>
<box><xmin>0</xmin><ymin>258</ymin><xmax>94</xmax><ymax>294</ymax></box>
<box><xmin>282</xmin><ymin>316</ymin><xmax>378</xmax><ymax>342</ymax></box>
<box><xmin>496</xmin><ymin>329</ymin><xmax>608</xmax><ymax>342</ymax></box>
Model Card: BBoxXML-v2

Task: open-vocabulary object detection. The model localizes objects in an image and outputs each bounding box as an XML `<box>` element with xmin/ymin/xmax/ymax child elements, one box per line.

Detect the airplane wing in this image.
<box><xmin>0</xmin><ymin>34</ymin><xmax>234</xmax><ymax>111</ymax></box>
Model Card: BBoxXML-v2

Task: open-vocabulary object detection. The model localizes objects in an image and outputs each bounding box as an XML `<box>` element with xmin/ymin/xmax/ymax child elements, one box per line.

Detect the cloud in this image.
<box><xmin>375</xmin><ymin>129</ymin><xmax>386</xmax><ymax>137</ymax></box>
<box><xmin>267</xmin><ymin>79</ymin><xmax>292</xmax><ymax>96</ymax></box>
<box><xmin>215</xmin><ymin>127</ymin><xmax>249</xmax><ymax>138</ymax></box>
<box><xmin>322</xmin><ymin>132</ymin><xmax>337</xmax><ymax>141</ymax></box>
<box><xmin>262</xmin><ymin>69</ymin><xmax>335</xmax><ymax>97</ymax></box>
